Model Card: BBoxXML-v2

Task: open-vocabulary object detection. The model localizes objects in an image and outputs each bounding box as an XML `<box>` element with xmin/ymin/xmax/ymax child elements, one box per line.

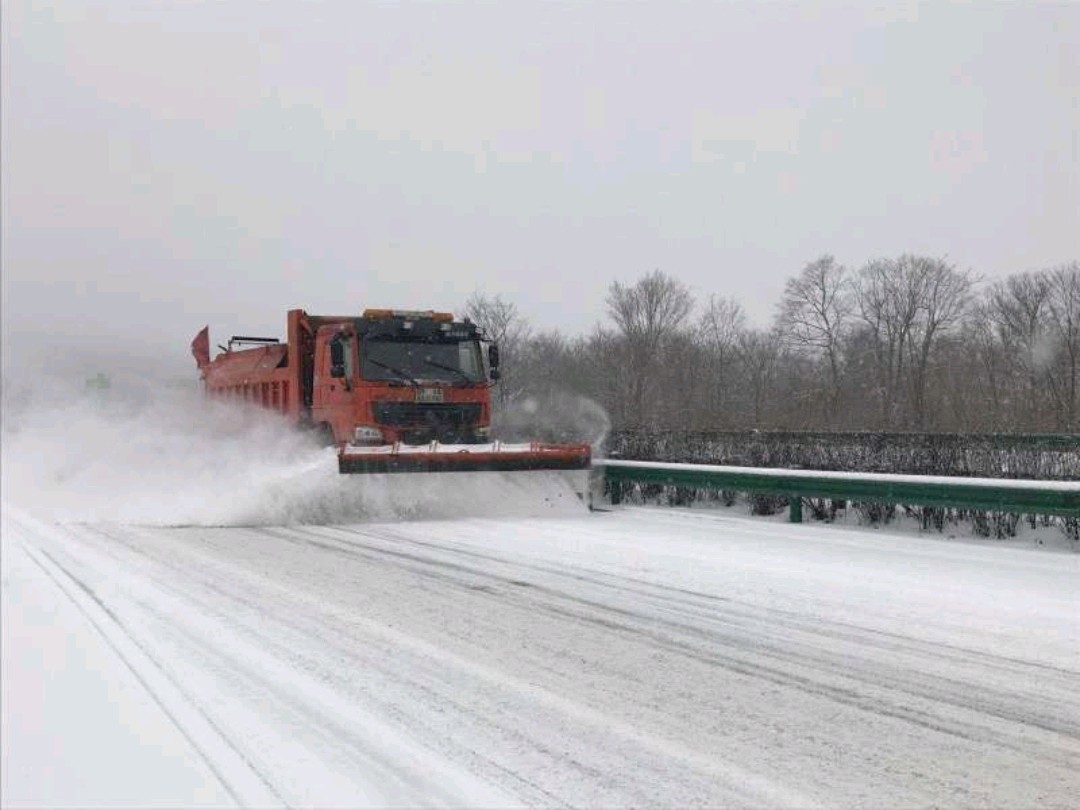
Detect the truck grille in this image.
<box><xmin>373</xmin><ymin>402</ymin><xmax>481</xmax><ymax>428</ymax></box>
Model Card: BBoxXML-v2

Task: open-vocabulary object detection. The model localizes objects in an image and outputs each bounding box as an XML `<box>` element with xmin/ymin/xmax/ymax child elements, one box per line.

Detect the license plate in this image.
<box><xmin>417</xmin><ymin>387</ymin><xmax>444</xmax><ymax>403</ymax></box>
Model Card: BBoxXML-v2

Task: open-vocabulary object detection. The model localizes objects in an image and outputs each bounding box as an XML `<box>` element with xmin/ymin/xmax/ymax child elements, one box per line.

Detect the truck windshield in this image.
<box><xmin>361</xmin><ymin>340</ymin><xmax>484</xmax><ymax>384</ymax></box>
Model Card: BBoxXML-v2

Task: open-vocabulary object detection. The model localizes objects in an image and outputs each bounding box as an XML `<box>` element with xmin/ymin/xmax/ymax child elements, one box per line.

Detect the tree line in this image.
<box><xmin>465</xmin><ymin>257</ymin><xmax>1080</xmax><ymax>433</ymax></box>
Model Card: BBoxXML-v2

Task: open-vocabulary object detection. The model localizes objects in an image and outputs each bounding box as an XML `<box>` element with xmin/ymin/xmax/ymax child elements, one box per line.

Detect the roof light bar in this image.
<box><xmin>361</xmin><ymin>308</ymin><xmax>455</xmax><ymax>322</ymax></box>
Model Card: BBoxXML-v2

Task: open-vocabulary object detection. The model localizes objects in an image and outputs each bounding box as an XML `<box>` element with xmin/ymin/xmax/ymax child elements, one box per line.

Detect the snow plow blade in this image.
<box><xmin>338</xmin><ymin>441</ymin><xmax>592</xmax><ymax>475</ymax></box>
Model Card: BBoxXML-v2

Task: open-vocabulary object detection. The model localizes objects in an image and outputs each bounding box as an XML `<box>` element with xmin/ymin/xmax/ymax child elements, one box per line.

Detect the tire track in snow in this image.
<box><xmin>49</xmin><ymin>521</ymin><xmax>527</xmax><ymax>808</ymax></box>
<box><xmin>11</xmin><ymin>506</ymin><xmax>1080</xmax><ymax>806</ymax></box>
<box><xmin>72</xmin><ymin>521</ymin><xmax>812</xmax><ymax>808</ymax></box>
<box><xmin>7</xmin><ymin>510</ymin><xmax>281</xmax><ymax>808</ymax></box>
<box><xmin>272</xmin><ymin>522</ymin><xmax>1080</xmax><ymax>760</ymax></box>
<box><xmin>352</xmin><ymin>521</ymin><xmax>1077</xmax><ymax>678</ymax></box>
<box><xmin>117</xmin><ymin>516</ymin><xmax>1079</xmax><ymax>804</ymax></box>
<box><xmin>258</xmin><ymin>519</ymin><xmax>1080</xmax><ymax>804</ymax></box>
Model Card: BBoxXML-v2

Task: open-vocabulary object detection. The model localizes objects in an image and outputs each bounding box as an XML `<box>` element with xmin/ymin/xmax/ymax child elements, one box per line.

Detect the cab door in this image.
<box><xmin>311</xmin><ymin>328</ymin><xmax>357</xmax><ymax>441</ymax></box>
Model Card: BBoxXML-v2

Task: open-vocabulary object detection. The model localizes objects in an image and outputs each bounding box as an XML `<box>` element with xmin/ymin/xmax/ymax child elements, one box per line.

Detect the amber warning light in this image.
<box><xmin>362</xmin><ymin>309</ymin><xmax>454</xmax><ymax>322</ymax></box>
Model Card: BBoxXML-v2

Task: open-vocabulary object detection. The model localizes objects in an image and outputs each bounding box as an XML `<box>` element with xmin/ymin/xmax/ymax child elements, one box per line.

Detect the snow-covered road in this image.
<box><xmin>4</xmin><ymin>503</ymin><xmax>1079</xmax><ymax>807</ymax></box>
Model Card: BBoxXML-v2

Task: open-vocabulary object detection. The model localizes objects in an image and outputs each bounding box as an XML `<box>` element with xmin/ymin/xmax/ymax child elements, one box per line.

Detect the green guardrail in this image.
<box><xmin>598</xmin><ymin>460</ymin><xmax>1080</xmax><ymax>521</ymax></box>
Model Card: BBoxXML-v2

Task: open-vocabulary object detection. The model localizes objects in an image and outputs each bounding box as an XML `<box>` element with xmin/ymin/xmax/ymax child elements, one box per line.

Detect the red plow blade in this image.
<box><xmin>338</xmin><ymin>441</ymin><xmax>592</xmax><ymax>475</ymax></box>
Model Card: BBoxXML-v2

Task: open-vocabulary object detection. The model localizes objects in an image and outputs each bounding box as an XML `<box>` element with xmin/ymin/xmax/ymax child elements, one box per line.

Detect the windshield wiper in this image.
<box><xmin>420</xmin><ymin>357</ymin><xmax>477</xmax><ymax>385</ymax></box>
<box><xmin>365</xmin><ymin>357</ymin><xmax>420</xmax><ymax>387</ymax></box>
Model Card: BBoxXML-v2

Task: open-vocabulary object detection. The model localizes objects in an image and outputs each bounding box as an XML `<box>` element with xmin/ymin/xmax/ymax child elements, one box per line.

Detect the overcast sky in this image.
<box><xmin>2</xmin><ymin>0</ymin><xmax>1078</xmax><ymax>377</ymax></box>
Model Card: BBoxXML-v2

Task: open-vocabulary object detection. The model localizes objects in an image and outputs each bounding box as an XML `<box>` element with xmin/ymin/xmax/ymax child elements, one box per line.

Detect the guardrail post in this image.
<box><xmin>789</xmin><ymin>496</ymin><xmax>803</xmax><ymax>523</ymax></box>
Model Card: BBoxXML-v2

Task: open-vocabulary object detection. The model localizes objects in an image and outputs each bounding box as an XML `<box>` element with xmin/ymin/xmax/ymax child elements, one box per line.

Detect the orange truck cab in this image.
<box><xmin>193</xmin><ymin>308</ymin><xmax>500</xmax><ymax>447</ymax></box>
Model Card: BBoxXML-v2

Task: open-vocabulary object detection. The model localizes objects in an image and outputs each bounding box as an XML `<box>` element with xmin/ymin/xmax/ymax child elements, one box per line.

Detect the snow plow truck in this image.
<box><xmin>191</xmin><ymin>308</ymin><xmax>592</xmax><ymax>475</ymax></box>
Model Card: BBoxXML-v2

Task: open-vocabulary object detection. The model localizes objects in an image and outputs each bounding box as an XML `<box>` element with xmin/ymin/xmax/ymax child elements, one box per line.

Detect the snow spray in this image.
<box><xmin>1</xmin><ymin>374</ymin><xmax>587</xmax><ymax>526</ymax></box>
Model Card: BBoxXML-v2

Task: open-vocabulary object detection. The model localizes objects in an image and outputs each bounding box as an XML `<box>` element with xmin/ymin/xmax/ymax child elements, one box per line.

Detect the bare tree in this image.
<box><xmin>904</xmin><ymin>258</ymin><xmax>975</xmax><ymax>428</ymax></box>
<box><xmin>517</xmin><ymin>329</ymin><xmax>567</xmax><ymax>399</ymax></box>
<box><xmin>1045</xmin><ymin>263</ymin><xmax>1080</xmax><ymax>429</ymax></box>
<box><xmin>964</xmin><ymin>301</ymin><xmax>1009</xmax><ymax>429</ymax></box>
<box><xmin>854</xmin><ymin>258</ymin><xmax>918</xmax><ymax>428</ymax></box>
<box><xmin>581</xmin><ymin>326</ymin><xmax>629</xmax><ymax>426</ymax></box>
<box><xmin>736</xmin><ymin>329</ymin><xmax>783</xmax><ymax>426</ymax></box>
<box><xmin>659</xmin><ymin>330</ymin><xmax>710</xmax><ymax>428</ymax></box>
<box><xmin>698</xmin><ymin>295</ymin><xmax>745</xmax><ymax>426</ymax></box>
<box><xmin>472</xmin><ymin>259</ymin><xmax>1078</xmax><ymax>434</ymax></box>
<box><xmin>606</xmin><ymin>270</ymin><xmax>694</xmax><ymax>426</ymax></box>
<box><xmin>986</xmin><ymin>271</ymin><xmax>1053</xmax><ymax>428</ymax></box>
<box><xmin>854</xmin><ymin>255</ymin><xmax>973</xmax><ymax>428</ymax></box>
<box><xmin>775</xmin><ymin>255</ymin><xmax>852</xmax><ymax>424</ymax></box>
<box><xmin>463</xmin><ymin>292</ymin><xmax>532</xmax><ymax>408</ymax></box>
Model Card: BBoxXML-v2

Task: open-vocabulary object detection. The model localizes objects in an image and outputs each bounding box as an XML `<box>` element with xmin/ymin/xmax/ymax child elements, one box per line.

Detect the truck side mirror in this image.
<box><xmin>329</xmin><ymin>338</ymin><xmax>346</xmax><ymax>378</ymax></box>
<box><xmin>487</xmin><ymin>344</ymin><xmax>500</xmax><ymax>379</ymax></box>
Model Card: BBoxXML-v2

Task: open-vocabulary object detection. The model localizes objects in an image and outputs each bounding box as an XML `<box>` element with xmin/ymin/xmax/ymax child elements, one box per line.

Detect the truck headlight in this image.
<box><xmin>353</xmin><ymin>426</ymin><xmax>384</xmax><ymax>446</ymax></box>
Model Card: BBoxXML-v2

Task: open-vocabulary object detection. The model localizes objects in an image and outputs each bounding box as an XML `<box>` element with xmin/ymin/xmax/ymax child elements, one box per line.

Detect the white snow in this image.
<box><xmin>3</xmin><ymin>383</ymin><xmax>1079</xmax><ymax>806</ymax></box>
<box><xmin>0</xmin><ymin>381</ymin><xmax>586</xmax><ymax>525</ymax></box>
<box><xmin>3</xmin><ymin>500</ymin><xmax>1079</xmax><ymax>807</ymax></box>
<box><xmin>1</xmin><ymin>519</ymin><xmax>235</xmax><ymax>808</ymax></box>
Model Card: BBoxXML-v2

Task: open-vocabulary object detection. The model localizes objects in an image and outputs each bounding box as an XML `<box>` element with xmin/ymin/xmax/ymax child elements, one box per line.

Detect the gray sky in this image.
<box><xmin>3</xmin><ymin>0</ymin><xmax>1078</xmax><ymax>376</ymax></box>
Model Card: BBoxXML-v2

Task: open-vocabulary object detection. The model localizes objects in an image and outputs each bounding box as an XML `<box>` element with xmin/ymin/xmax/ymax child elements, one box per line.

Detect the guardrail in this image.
<box><xmin>596</xmin><ymin>459</ymin><xmax>1080</xmax><ymax>521</ymax></box>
